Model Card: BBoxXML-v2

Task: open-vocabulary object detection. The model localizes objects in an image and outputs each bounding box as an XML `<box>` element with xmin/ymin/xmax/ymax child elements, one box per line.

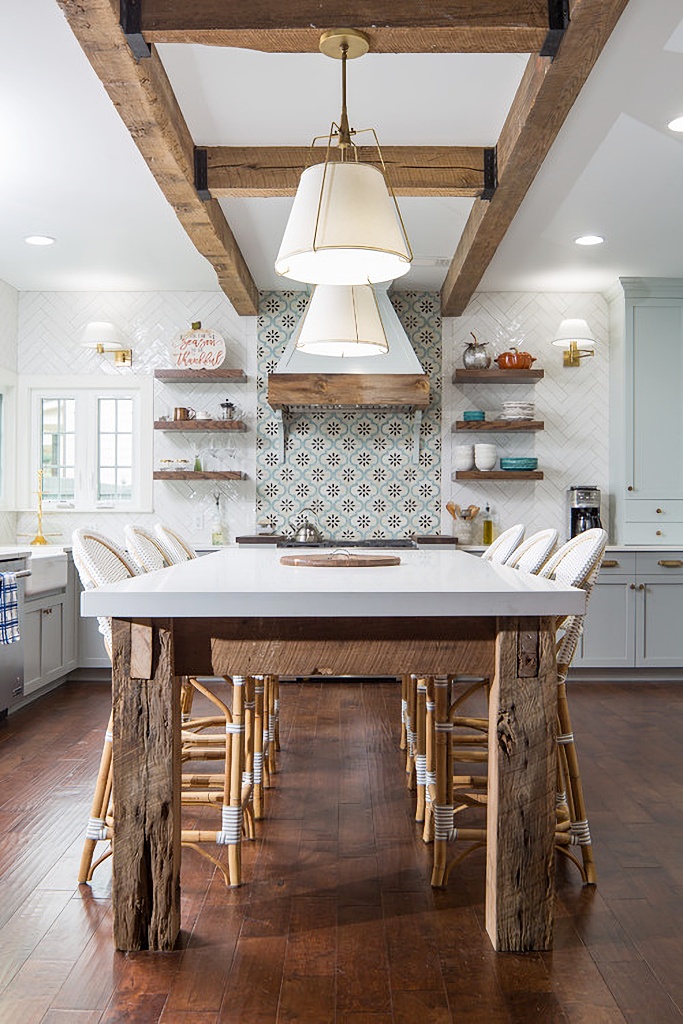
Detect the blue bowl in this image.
<box><xmin>463</xmin><ymin>410</ymin><xmax>485</xmax><ymax>421</ymax></box>
<box><xmin>500</xmin><ymin>457</ymin><xmax>538</xmax><ymax>471</ymax></box>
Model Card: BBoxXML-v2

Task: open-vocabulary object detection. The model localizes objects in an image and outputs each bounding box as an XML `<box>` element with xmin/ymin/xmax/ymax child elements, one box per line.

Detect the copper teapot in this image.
<box><xmin>494</xmin><ymin>346</ymin><xmax>537</xmax><ymax>370</ymax></box>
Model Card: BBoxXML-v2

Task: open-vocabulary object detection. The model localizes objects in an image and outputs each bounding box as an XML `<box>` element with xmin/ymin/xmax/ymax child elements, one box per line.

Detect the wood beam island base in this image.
<box><xmin>81</xmin><ymin>547</ymin><xmax>584</xmax><ymax>954</ymax></box>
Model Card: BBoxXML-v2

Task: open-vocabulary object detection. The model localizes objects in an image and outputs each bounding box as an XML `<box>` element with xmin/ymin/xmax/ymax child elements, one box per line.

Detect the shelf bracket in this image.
<box><xmin>275</xmin><ymin>409</ymin><xmax>286</xmax><ymax>464</ymax></box>
<box><xmin>411</xmin><ymin>410</ymin><xmax>423</xmax><ymax>466</ymax></box>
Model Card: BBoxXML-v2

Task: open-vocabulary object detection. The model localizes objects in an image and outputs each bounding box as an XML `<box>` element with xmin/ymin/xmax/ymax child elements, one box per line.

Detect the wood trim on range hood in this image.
<box><xmin>267</xmin><ymin>373</ymin><xmax>430</xmax><ymax>410</ymax></box>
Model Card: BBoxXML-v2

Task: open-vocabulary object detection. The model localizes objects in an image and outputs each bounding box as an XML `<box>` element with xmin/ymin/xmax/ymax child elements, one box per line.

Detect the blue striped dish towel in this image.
<box><xmin>0</xmin><ymin>572</ymin><xmax>20</xmax><ymax>644</ymax></box>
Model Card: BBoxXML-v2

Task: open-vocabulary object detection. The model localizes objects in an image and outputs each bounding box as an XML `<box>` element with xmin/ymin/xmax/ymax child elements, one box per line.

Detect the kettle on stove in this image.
<box><xmin>290</xmin><ymin>508</ymin><xmax>324</xmax><ymax>544</ymax></box>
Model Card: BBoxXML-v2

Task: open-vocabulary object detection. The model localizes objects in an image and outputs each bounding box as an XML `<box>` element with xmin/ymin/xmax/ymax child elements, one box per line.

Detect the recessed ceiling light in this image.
<box><xmin>574</xmin><ymin>234</ymin><xmax>604</xmax><ymax>246</ymax></box>
<box><xmin>667</xmin><ymin>116</ymin><xmax>683</xmax><ymax>133</ymax></box>
<box><xmin>24</xmin><ymin>235</ymin><xmax>56</xmax><ymax>246</ymax></box>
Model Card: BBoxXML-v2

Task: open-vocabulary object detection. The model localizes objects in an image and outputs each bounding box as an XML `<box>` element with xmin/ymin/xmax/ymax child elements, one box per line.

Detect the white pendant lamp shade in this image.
<box><xmin>275</xmin><ymin>162</ymin><xmax>412</xmax><ymax>285</ymax></box>
<box><xmin>552</xmin><ymin>318</ymin><xmax>595</xmax><ymax>351</ymax></box>
<box><xmin>295</xmin><ymin>285</ymin><xmax>389</xmax><ymax>357</ymax></box>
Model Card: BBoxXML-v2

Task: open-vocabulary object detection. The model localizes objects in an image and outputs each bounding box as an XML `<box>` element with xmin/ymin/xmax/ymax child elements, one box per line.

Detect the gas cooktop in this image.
<box><xmin>277</xmin><ymin>538</ymin><xmax>418</xmax><ymax>549</ymax></box>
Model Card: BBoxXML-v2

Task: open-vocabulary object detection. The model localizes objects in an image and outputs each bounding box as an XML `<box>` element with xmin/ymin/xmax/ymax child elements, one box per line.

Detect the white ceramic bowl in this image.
<box><xmin>475</xmin><ymin>454</ymin><xmax>497</xmax><ymax>471</ymax></box>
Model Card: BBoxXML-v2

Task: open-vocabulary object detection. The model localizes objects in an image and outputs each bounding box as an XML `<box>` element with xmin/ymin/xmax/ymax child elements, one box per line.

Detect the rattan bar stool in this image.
<box><xmin>72</xmin><ymin>528</ymin><xmax>253</xmax><ymax>887</ymax></box>
<box><xmin>480</xmin><ymin>523</ymin><xmax>526</xmax><ymax>564</ymax></box>
<box><xmin>431</xmin><ymin>528</ymin><xmax>608</xmax><ymax>887</ymax></box>
<box><xmin>153</xmin><ymin>523</ymin><xmax>281</xmax><ymax>776</ymax></box>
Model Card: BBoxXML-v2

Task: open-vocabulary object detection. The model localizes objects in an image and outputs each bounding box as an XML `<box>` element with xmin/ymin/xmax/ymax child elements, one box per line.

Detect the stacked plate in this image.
<box><xmin>501</xmin><ymin>400</ymin><xmax>535</xmax><ymax>421</ymax></box>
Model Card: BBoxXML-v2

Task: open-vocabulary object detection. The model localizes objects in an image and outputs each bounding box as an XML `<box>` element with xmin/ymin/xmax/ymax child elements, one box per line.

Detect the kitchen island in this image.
<box><xmin>81</xmin><ymin>546</ymin><xmax>585</xmax><ymax>954</ymax></box>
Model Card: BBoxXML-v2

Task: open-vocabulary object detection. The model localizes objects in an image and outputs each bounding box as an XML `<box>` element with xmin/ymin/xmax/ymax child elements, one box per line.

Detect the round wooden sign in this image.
<box><xmin>171</xmin><ymin>322</ymin><xmax>226</xmax><ymax>369</ymax></box>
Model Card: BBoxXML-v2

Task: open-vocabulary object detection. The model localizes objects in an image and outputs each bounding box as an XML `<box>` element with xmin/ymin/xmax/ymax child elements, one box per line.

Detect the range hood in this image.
<box><xmin>267</xmin><ymin>287</ymin><xmax>430</xmax><ymax>411</ymax></box>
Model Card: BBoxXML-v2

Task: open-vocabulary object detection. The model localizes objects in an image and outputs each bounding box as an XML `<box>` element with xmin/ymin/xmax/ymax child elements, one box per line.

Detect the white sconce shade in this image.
<box><xmin>275</xmin><ymin>162</ymin><xmax>412</xmax><ymax>285</ymax></box>
<box><xmin>295</xmin><ymin>284</ymin><xmax>390</xmax><ymax>357</ymax></box>
<box><xmin>552</xmin><ymin>318</ymin><xmax>595</xmax><ymax>368</ymax></box>
<box><xmin>81</xmin><ymin>321</ymin><xmax>132</xmax><ymax>365</ymax></box>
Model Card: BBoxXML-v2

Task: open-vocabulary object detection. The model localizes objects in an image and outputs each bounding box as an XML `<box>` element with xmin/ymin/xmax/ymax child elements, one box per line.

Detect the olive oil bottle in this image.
<box><xmin>482</xmin><ymin>503</ymin><xmax>494</xmax><ymax>546</ymax></box>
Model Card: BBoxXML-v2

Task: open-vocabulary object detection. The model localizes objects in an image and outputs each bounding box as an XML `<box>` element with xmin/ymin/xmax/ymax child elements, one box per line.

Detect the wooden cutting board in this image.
<box><xmin>280</xmin><ymin>552</ymin><xmax>401</xmax><ymax>568</ymax></box>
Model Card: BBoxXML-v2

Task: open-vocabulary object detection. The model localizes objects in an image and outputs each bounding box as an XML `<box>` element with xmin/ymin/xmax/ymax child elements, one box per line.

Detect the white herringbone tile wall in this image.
<box><xmin>7</xmin><ymin>284</ymin><xmax>609</xmax><ymax>550</ymax></box>
<box><xmin>442</xmin><ymin>292</ymin><xmax>609</xmax><ymax>542</ymax></box>
<box><xmin>15</xmin><ymin>290</ymin><xmax>257</xmax><ymax>550</ymax></box>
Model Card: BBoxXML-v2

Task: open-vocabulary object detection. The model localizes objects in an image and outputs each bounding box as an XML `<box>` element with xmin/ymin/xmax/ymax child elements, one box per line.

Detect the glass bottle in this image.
<box><xmin>210</xmin><ymin>492</ymin><xmax>224</xmax><ymax>546</ymax></box>
<box><xmin>482</xmin><ymin>503</ymin><xmax>494</xmax><ymax>546</ymax></box>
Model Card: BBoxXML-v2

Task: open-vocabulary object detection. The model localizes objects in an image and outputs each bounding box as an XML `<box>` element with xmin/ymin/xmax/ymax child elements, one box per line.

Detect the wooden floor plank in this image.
<box><xmin>1</xmin><ymin>679</ymin><xmax>682</xmax><ymax>1022</ymax></box>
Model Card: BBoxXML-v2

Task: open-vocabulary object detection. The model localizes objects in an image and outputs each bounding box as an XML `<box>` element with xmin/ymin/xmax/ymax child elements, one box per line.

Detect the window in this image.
<box><xmin>20</xmin><ymin>376</ymin><xmax>152</xmax><ymax>512</ymax></box>
<box><xmin>98</xmin><ymin>397</ymin><xmax>133</xmax><ymax>501</ymax></box>
<box><xmin>41</xmin><ymin>397</ymin><xmax>76</xmax><ymax>501</ymax></box>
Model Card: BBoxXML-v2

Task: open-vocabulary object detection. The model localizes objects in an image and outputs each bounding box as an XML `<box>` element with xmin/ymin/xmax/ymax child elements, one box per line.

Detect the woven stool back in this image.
<box><xmin>540</xmin><ymin>528</ymin><xmax>608</xmax><ymax>671</ymax></box>
<box><xmin>124</xmin><ymin>524</ymin><xmax>170</xmax><ymax>573</ymax></box>
<box><xmin>507</xmin><ymin>528</ymin><xmax>558</xmax><ymax>575</ymax></box>
<box><xmin>154</xmin><ymin>523</ymin><xmax>197</xmax><ymax>564</ymax></box>
<box><xmin>481</xmin><ymin>523</ymin><xmax>525</xmax><ymax>564</ymax></box>
<box><xmin>72</xmin><ymin>528</ymin><xmax>140</xmax><ymax>656</ymax></box>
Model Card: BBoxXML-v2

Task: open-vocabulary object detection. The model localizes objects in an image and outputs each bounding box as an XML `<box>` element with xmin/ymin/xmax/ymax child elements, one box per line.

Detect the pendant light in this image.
<box><xmin>294</xmin><ymin>284</ymin><xmax>389</xmax><ymax>358</ymax></box>
<box><xmin>275</xmin><ymin>29</ymin><xmax>412</xmax><ymax>286</ymax></box>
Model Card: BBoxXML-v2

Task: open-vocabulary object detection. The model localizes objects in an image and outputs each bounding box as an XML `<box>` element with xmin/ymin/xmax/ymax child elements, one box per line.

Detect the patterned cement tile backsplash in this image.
<box><xmin>256</xmin><ymin>291</ymin><xmax>442</xmax><ymax>539</ymax></box>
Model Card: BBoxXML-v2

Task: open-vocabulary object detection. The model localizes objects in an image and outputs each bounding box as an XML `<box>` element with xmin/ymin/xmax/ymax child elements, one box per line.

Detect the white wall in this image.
<box><xmin>442</xmin><ymin>291</ymin><xmax>610</xmax><ymax>541</ymax></box>
<box><xmin>15</xmin><ymin>290</ymin><xmax>257</xmax><ymax>551</ymax></box>
<box><xmin>0</xmin><ymin>279</ymin><xmax>18</xmax><ymax>542</ymax></box>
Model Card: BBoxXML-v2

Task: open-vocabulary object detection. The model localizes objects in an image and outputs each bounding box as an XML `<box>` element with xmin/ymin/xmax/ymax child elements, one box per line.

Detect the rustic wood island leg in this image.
<box><xmin>111</xmin><ymin>619</ymin><xmax>181</xmax><ymax>952</ymax></box>
<box><xmin>485</xmin><ymin>617</ymin><xmax>557</xmax><ymax>952</ymax></box>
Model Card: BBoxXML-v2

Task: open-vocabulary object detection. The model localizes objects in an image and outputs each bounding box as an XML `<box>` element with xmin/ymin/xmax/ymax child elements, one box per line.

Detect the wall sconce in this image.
<box><xmin>81</xmin><ymin>321</ymin><xmax>132</xmax><ymax>365</ymax></box>
<box><xmin>552</xmin><ymin>318</ymin><xmax>595</xmax><ymax>367</ymax></box>
<box><xmin>274</xmin><ymin>29</ymin><xmax>412</xmax><ymax>285</ymax></box>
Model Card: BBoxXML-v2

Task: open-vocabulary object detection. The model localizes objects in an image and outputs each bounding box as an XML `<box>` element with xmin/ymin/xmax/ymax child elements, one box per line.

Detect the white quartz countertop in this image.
<box><xmin>81</xmin><ymin>547</ymin><xmax>585</xmax><ymax>620</ymax></box>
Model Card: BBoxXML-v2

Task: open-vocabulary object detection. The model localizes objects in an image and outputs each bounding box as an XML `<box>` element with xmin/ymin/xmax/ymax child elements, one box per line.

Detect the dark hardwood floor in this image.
<box><xmin>0</xmin><ymin>678</ymin><xmax>682</xmax><ymax>1023</ymax></box>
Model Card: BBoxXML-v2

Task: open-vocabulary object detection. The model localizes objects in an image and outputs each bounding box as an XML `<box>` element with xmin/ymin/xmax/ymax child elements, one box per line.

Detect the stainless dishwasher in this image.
<box><xmin>0</xmin><ymin>556</ymin><xmax>30</xmax><ymax>717</ymax></box>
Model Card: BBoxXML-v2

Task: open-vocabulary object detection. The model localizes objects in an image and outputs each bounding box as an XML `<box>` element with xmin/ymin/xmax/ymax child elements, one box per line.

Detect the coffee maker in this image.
<box><xmin>568</xmin><ymin>486</ymin><xmax>602</xmax><ymax>538</ymax></box>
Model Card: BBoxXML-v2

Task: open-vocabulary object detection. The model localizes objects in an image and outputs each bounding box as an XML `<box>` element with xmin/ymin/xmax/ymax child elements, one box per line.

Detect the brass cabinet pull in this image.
<box><xmin>657</xmin><ymin>559</ymin><xmax>683</xmax><ymax>568</ymax></box>
<box><xmin>656</xmin><ymin>530</ymin><xmax>663</xmax><ymax>536</ymax></box>
<box><xmin>627</xmin><ymin>485</ymin><xmax>634</xmax><ymax>492</ymax></box>
<box><xmin>638</xmin><ymin>583</ymin><xmax>645</xmax><ymax>591</ymax></box>
<box><xmin>656</xmin><ymin>508</ymin><xmax>663</xmax><ymax>514</ymax></box>
<box><xmin>602</xmin><ymin>560</ymin><xmax>619</xmax><ymax>568</ymax></box>
<box><xmin>629</xmin><ymin>583</ymin><xmax>636</xmax><ymax>590</ymax></box>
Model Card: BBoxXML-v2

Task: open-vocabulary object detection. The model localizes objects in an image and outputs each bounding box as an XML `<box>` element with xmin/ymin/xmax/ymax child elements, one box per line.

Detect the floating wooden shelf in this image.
<box><xmin>453</xmin><ymin>470</ymin><xmax>544</xmax><ymax>481</ymax></box>
<box><xmin>153</xmin><ymin>471</ymin><xmax>246</xmax><ymax>480</ymax></box>
<box><xmin>154</xmin><ymin>368</ymin><xmax>247</xmax><ymax>383</ymax></box>
<box><xmin>154</xmin><ymin>419</ymin><xmax>246</xmax><ymax>431</ymax></box>
<box><xmin>453</xmin><ymin>369</ymin><xmax>544</xmax><ymax>383</ymax></box>
<box><xmin>452</xmin><ymin>419</ymin><xmax>544</xmax><ymax>432</ymax></box>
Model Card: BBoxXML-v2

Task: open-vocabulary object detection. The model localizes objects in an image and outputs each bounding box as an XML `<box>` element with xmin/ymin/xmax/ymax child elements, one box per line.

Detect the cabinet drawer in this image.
<box><xmin>636</xmin><ymin>551</ymin><xmax>683</xmax><ymax>576</ymax></box>
<box><xmin>599</xmin><ymin>553</ymin><xmax>635</xmax><ymax>575</ymax></box>
<box><xmin>622</xmin><ymin>522</ymin><xmax>683</xmax><ymax>545</ymax></box>
<box><xmin>624</xmin><ymin>500</ymin><xmax>683</xmax><ymax>523</ymax></box>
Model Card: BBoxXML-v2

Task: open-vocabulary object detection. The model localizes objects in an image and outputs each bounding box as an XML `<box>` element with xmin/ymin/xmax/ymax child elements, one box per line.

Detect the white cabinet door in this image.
<box><xmin>636</xmin><ymin>579</ymin><xmax>683</xmax><ymax>668</ymax></box>
<box><xmin>23</xmin><ymin>606</ymin><xmax>43</xmax><ymax>693</ymax></box>
<box><xmin>23</xmin><ymin>595</ymin><xmax>66</xmax><ymax>695</ymax></box>
<box><xmin>627</xmin><ymin>299</ymin><xmax>683</xmax><ymax>500</ymax></box>
<box><xmin>574</xmin><ymin>578</ymin><xmax>636</xmax><ymax>669</ymax></box>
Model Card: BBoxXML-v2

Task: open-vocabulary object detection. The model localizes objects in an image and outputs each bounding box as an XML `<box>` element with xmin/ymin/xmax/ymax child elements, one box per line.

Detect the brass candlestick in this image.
<box><xmin>31</xmin><ymin>470</ymin><xmax>49</xmax><ymax>544</ymax></box>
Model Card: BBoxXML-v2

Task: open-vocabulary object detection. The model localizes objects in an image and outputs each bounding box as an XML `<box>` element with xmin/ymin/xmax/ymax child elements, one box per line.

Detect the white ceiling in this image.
<box><xmin>1</xmin><ymin>0</ymin><xmax>683</xmax><ymax>306</ymax></box>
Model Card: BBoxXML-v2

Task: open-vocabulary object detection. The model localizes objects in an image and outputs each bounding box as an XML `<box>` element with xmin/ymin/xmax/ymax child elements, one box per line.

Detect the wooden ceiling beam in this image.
<box><xmin>140</xmin><ymin>1</ymin><xmax>549</xmax><ymax>52</ymax></box>
<box><xmin>205</xmin><ymin>146</ymin><xmax>488</xmax><ymax>198</ymax></box>
<box><xmin>57</xmin><ymin>0</ymin><xmax>259</xmax><ymax>316</ymax></box>
<box><xmin>440</xmin><ymin>0</ymin><xmax>631</xmax><ymax>317</ymax></box>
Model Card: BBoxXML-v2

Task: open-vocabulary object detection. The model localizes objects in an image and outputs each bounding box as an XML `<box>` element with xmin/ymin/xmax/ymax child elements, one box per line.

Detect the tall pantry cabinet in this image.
<box><xmin>610</xmin><ymin>278</ymin><xmax>683</xmax><ymax>546</ymax></box>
